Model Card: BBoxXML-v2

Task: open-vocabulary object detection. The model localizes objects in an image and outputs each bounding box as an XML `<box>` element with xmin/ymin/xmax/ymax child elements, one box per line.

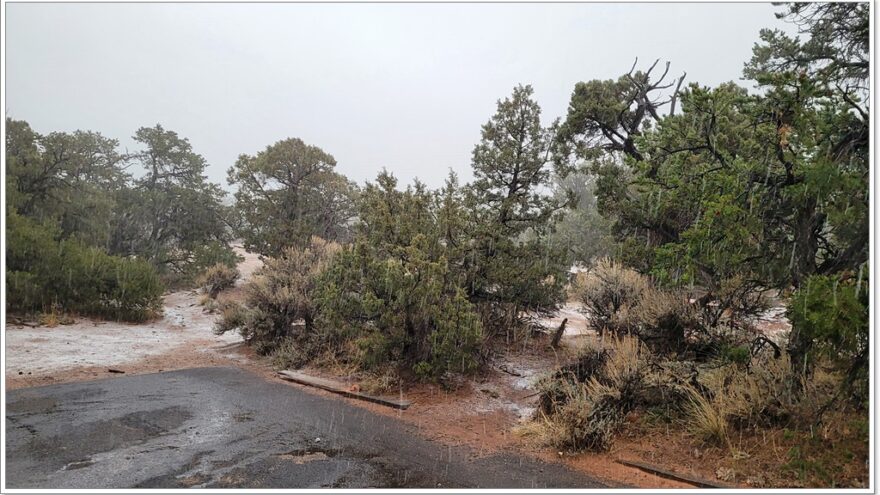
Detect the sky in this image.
<box><xmin>5</xmin><ymin>3</ymin><xmax>795</xmax><ymax>190</ymax></box>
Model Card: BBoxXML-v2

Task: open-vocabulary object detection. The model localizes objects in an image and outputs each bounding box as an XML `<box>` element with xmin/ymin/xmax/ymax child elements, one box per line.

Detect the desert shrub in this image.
<box><xmin>270</xmin><ymin>335</ymin><xmax>334</xmax><ymax>369</ymax></box>
<box><xmin>534</xmin><ymin>337</ymin><xmax>650</xmax><ymax>451</ymax></box>
<box><xmin>686</xmin><ymin>352</ymin><xmax>843</xmax><ymax>446</ymax></box>
<box><xmin>197</xmin><ymin>263</ymin><xmax>240</xmax><ymax>298</ymax></box>
<box><xmin>573</xmin><ymin>259</ymin><xmax>709</xmax><ymax>354</ymax></box>
<box><xmin>6</xmin><ymin>212</ymin><xmax>163</xmax><ymax>322</ymax></box>
<box><xmin>572</xmin><ymin>258</ymin><xmax>649</xmax><ymax>335</ymax></box>
<box><xmin>536</xmin><ymin>348</ymin><xmax>609</xmax><ymax>415</ymax></box>
<box><xmin>214</xmin><ymin>237</ymin><xmax>340</xmax><ymax>358</ymax></box>
<box><xmin>532</xmin><ymin>339</ymin><xmax>839</xmax><ymax>453</ymax></box>
<box><xmin>214</xmin><ymin>301</ymin><xmax>248</xmax><ymax>335</ymax></box>
<box><xmin>630</xmin><ymin>286</ymin><xmax>703</xmax><ymax>352</ymax></box>
<box><xmin>198</xmin><ymin>293</ymin><xmax>220</xmax><ymax>313</ymax></box>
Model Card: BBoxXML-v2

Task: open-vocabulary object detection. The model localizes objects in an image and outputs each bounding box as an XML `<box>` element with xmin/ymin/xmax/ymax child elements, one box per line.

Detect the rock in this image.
<box><xmin>715</xmin><ymin>467</ymin><xmax>735</xmax><ymax>482</ymax></box>
<box><xmin>746</xmin><ymin>474</ymin><xmax>766</xmax><ymax>487</ymax></box>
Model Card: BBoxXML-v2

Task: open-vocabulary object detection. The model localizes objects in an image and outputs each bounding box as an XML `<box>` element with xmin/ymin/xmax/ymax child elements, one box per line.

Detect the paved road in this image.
<box><xmin>6</xmin><ymin>367</ymin><xmax>605</xmax><ymax>489</ymax></box>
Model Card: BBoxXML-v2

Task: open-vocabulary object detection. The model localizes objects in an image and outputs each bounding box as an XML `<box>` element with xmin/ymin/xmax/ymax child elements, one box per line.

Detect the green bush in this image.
<box><xmin>6</xmin><ymin>212</ymin><xmax>163</xmax><ymax>322</ymax></box>
<box><xmin>788</xmin><ymin>271</ymin><xmax>869</xmax><ymax>403</ymax></box>
<box><xmin>317</xmin><ymin>238</ymin><xmax>483</xmax><ymax>381</ymax></box>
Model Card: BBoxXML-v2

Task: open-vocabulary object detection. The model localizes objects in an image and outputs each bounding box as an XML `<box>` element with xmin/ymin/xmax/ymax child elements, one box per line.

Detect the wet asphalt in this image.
<box><xmin>5</xmin><ymin>366</ymin><xmax>606</xmax><ymax>489</ymax></box>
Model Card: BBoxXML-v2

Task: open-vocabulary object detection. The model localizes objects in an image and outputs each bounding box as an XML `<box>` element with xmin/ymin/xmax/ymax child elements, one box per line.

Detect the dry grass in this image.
<box><xmin>529</xmin><ymin>336</ymin><xmax>650</xmax><ymax>451</ymax></box>
<box><xmin>685</xmin><ymin>385</ymin><xmax>730</xmax><ymax>446</ymax></box>
<box><xmin>37</xmin><ymin>307</ymin><xmax>75</xmax><ymax>327</ymax></box>
<box><xmin>197</xmin><ymin>263</ymin><xmax>240</xmax><ymax>298</ymax></box>
<box><xmin>683</xmin><ymin>353</ymin><xmax>845</xmax><ymax>452</ymax></box>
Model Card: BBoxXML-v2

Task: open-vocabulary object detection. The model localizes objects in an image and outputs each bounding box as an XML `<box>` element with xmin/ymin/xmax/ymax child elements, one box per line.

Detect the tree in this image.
<box><xmin>557</xmin><ymin>4</ymin><xmax>868</xmax><ymax>397</ymax></box>
<box><xmin>464</xmin><ymin>85</ymin><xmax>570</xmax><ymax>331</ymax></box>
<box><xmin>228</xmin><ymin>138</ymin><xmax>357</xmax><ymax>256</ymax></box>
<box><xmin>555</xmin><ymin>59</ymin><xmax>686</xmax><ymax>165</ymax></box>
<box><xmin>471</xmin><ymin>85</ymin><xmax>565</xmax><ymax>234</ymax></box>
<box><xmin>746</xmin><ymin>3</ymin><xmax>869</xmax><ymax>389</ymax></box>
<box><xmin>111</xmin><ymin>124</ymin><xmax>235</xmax><ymax>282</ymax></box>
<box><xmin>316</xmin><ymin>171</ymin><xmax>482</xmax><ymax>379</ymax></box>
<box><xmin>5</xmin><ymin>118</ymin><xmax>128</xmax><ymax>247</ymax></box>
<box><xmin>547</xmin><ymin>171</ymin><xmax>613</xmax><ymax>266</ymax></box>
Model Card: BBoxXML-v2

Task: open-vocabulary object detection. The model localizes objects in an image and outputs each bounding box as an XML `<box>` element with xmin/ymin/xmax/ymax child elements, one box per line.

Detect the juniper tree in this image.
<box><xmin>317</xmin><ymin>171</ymin><xmax>482</xmax><ymax>379</ymax></box>
<box><xmin>228</xmin><ymin>138</ymin><xmax>357</xmax><ymax>256</ymax></box>
<box><xmin>5</xmin><ymin>118</ymin><xmax>128</xmax><ymax>247</ymax></box>
<box><xmin>556</xmin><ymin>4</ymin><xmax>868</xmax><ymax>398</ymax></box>
<box><xmin>111</xmin><ymin>125</ymin><xmax>236</xmax><ymax>281</ymax></box>
<box><xmin>464</xmin><ymin>84</ymin><xmax>570</xmax><ymax>331</ymax></box>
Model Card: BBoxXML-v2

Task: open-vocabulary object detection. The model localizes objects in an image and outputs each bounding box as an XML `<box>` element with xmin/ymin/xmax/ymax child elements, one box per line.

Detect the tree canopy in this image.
<box><xmin>228</xmin><ymin>138</ymin><xmax>357</xmax><ymax>256</ymax></box>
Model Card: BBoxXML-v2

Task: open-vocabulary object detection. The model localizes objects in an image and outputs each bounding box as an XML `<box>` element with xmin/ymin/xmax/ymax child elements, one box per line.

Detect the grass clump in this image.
<box><xmin>534</xmin><ymin>336</ymin><xmax>650</xmax><ymax>451</ymax></box>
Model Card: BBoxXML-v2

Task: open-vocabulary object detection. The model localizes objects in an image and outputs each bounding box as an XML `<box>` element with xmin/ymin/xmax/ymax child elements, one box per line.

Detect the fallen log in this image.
<box><xmin>616</xmin><ymin>458</ymin><xmax>733</xmax><ymax>488</ymax></box>
<box><xmin>277</xmin><ymin>370</ymin><xmax>411</xmax><ymax>410</ymax></box>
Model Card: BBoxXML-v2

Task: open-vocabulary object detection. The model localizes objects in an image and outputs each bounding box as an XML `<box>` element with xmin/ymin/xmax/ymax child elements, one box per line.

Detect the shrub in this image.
<box><xmin>534</xmin><ymin>337</ymin><xmax>650</xmax><ymax>451</ymax></box>
<box><xmin>6</xmin><ymin>212</ymin><xmax>164</xmax><ymax>322</ymax></box>
<box><xmin>214</xmin><ymin>301</ymin><xmax>248</xmax><ymax>335</ymax></box>
<box><xmin>215</xmin><ymin>237</ymin><xmax>340</xmax><ymax>357</ymax></box>
<box><xmin>197</xmin><ymin>263</ymin><xmax>240</xmax><ymax>298</ymax></box>
<box><xmin>573</xmin><ymin>259</ymin><xmax>705</xmax><ymax>353</ymax></box>
<box><xmin>686</xmin><ymin>386</ymin><xmax>730</xmax><ymax>446</ymax></box>
<box><xmin>572</xmin><ymin>259</ymin><xmax>648</xmax><ymax>335</ymax></box>
<box><xmin>317</xmin><ymin>239</ymin><xmax>483</xmax><ymax>381</ymax></box>
<box><xmin>630</xmin><ymin>286</ymin><xmax>702</xmax><ymax>352</ymax></box>
<box><xmin>684</xmin><ymin>352</ymin><xmax>844</xmax><ymax>447</ymax></box>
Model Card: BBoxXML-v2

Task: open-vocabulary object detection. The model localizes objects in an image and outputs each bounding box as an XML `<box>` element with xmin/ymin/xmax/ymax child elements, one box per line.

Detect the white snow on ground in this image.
<box><xmin>5</xmin><ymin>244</ymin><xmax>261</xmax><ymax>377</ymax></box>
<box><xmin>539</xmin><ymin>302</ymin><xmax>592</xmax><ymax>337</ymax></box>
<box><xmin>5</xmin><ymin>290</ymin><xmax>243</xmax><ymax>375</ymax></box>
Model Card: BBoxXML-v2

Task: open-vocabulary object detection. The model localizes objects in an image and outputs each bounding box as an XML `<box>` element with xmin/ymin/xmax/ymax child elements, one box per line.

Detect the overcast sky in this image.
<box><xmin>6</xmin><ymin>3</ymin><xmax>794</xmax><ymax>190</ymax></box>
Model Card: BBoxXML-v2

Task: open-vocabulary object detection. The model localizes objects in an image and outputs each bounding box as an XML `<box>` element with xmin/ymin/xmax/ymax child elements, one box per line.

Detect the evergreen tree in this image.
<box><xmin>111</xmin><ymin>124</ymin><xmax>236</xmax><ymax>281</ymax></box>
<box><xmin>228</xmin><ymin>138</ymin><xmax>357</xmax><ymax>256</ymax></box>
<box><xmin>464</xmin><ymin>85</ymin><xmax>570</xmax><ymax>331</ymax></box>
